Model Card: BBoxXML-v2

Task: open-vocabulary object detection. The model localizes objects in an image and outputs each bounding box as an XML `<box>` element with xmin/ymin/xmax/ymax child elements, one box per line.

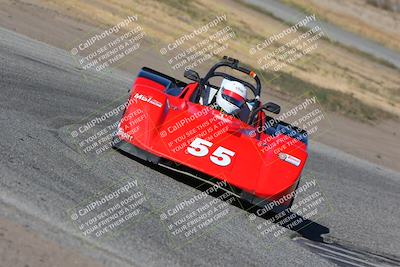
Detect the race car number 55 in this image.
<box><xmin>187</xmin><ymin>137</ymin><xmax>235</xmax><ymax>167</ymax></box>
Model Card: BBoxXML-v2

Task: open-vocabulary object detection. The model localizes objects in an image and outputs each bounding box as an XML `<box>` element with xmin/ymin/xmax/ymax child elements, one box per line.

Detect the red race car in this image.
<box><xmin>113</xmin><ymin>56</ymin><xmax>308</xmax><ymax>211</ymax></box>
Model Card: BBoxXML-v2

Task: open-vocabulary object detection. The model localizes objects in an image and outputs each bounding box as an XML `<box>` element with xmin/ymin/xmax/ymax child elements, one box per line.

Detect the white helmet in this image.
<box><xmin>216</xmin><ymin>79</ymin><xmax>247</xmax><ymax>114</ymax></box>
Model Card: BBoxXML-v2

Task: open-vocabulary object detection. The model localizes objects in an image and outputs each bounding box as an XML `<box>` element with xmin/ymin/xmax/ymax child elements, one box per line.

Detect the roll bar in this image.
<box><xmin>200</xmin><ymin>56</ymin><xmax>261</xmax><ymax>98</ymax></box>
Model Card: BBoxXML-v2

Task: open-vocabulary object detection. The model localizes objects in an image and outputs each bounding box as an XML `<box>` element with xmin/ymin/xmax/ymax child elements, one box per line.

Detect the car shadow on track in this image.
<box><xmin>116</xmin><ymin>148</ymin><xmax>330</xmax><ymax>243</ymax></box>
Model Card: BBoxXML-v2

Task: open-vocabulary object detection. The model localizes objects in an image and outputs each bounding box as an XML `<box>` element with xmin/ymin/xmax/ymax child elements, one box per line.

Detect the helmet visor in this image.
<box><xmin>222</xmin><ymin>89</ymin><xmax>245</xmax><ymax>108</ymax></box>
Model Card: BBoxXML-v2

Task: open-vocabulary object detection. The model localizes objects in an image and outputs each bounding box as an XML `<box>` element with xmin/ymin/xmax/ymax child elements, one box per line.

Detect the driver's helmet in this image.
<box><xmin>216</xmin><ymin>79</ymin><xmax>247</xmax><ymax>115</ymax></box>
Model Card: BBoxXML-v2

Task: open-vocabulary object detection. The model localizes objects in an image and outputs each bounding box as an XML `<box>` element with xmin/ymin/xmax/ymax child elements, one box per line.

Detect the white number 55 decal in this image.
<box><xmin>187</xmin><ymin>138</ymin><xmax>235</xmax><ymax>167</ymax></box>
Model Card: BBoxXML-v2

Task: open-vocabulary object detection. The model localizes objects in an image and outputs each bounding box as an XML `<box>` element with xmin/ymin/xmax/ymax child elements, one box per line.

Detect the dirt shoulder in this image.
<box><xmin>0</xmin><ymin>0</ymin><xmax>399</xmax><ymax>173</ymax></box>
<box><xmin>0</xmin><ymin>217</ymin><xmax>104</xmax><ymax>267</ymax></box>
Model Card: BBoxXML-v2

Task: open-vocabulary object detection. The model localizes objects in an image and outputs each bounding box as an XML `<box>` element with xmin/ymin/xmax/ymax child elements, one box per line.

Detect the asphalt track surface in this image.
<box><xmin>244</xmin><ymin>0</ymin><xmax>400</xmax><ymax>69</ymax></box>
<box><xmin>1</xmin><ymin>27</ymin><xmax>400</xmax><ymax>267</ymax></box>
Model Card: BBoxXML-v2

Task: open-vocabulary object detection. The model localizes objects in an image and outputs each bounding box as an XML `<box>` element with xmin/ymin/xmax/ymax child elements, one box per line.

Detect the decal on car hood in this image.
<box><xmin>278</xmin><ymin>152</ymin><xmax>301</xmax><ymax>167</ymax></box>
<box><xmin>134</xmin><ymin>93</ymin><xmax>163</xmax><ymax>108</ymax></box>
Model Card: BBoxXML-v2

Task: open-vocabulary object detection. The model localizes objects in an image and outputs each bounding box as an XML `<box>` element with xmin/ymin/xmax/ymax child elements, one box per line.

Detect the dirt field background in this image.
<box><xmin>2</xmin><ymin>0</ymin><xmax>399</xmax><ymax>119</ymax></box>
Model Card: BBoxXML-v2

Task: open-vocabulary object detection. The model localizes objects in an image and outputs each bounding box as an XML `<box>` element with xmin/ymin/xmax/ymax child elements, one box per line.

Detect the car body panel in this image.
<box><xmin>116</xmin><ymin>67</ymin><xmax>308</xmax><ymax>206</ymax></box>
